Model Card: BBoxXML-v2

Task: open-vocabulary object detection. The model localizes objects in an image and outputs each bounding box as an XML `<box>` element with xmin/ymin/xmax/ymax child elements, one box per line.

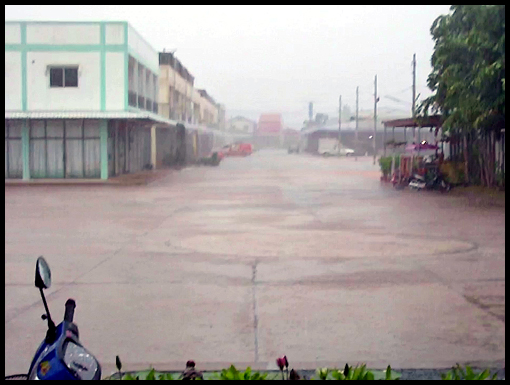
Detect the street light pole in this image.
<box><xmin>338</xmin><ymin>95</ymin><xmax>342</xmax><ymax>149</ymax></box>
<box><xmin>171</xmin><ymin>49</ymin><xmax>178</xmax><ymax>121</ymax></box>
<box><xmin>355</xmin><ymin>86</ymin><xmax>359</xmax><ymax>161</ymax></box>
<box><xmin>373</xmin><ymin>75</ymin><xmax>379</xmax><ymax>165</ymax></box>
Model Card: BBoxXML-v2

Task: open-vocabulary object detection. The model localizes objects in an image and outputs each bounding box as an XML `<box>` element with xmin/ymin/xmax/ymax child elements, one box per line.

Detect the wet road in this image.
<box><xmin>5</xmin><ymin>150</ymin><xmax>505</xmax><ymax>376</ymax></box>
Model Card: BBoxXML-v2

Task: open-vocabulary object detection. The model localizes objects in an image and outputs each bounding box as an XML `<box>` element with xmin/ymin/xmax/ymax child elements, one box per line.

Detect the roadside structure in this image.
<box><xmin>197</xmin><ymin>89</ymin><xmax>219</xmax><ymax>128</ymax></box>
<box><xmin>255</xmin><ymin>114</ymin><xmax>283</xmax><ymax>148</ymax></box>
<box><xmin>301</xmin><ymin>118</ymin><xmax>392</xmax><ymax>155</ymax></box>
<box><xmin>5</xmin><ymin>21</ymin><xmax>229</xmax><ymax>179</ymax></box>
<box><xmin>5</xmin><ymin>20</ymin><xmax>178</xmax><ymax>180</ymax></box>
<box><xmin>382</xmin><ymin>115</ymin><xmax>443</xmax><ymax>156</ymax></box>
<box><xmin>282</xmin><ymin>128</ymin><xmax>300</xmax><ymax>148</ymax></box>
<box><xmin>224</xmin><ymin>116</ymin><xmax>256</xmax><ymax>145</ymax></box>
<box><xmin>158</xmin><ymin>51</ymin><xmax>195</xmax><ymax>123</ymax></box>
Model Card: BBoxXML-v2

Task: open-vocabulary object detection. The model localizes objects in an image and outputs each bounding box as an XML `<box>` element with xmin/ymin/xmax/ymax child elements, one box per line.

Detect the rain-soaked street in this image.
<box><xmin>5</xmin><ymin>150</ymin><xmax>505</xmax><ymax>375</ymax></box>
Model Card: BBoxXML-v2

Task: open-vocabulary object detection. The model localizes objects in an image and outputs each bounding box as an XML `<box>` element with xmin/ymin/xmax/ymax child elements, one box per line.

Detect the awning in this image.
<box><xmin>382</xmin><ymin>115</ymin><xmax>443</xmax><ymax>128</ymax></box>
<box><xmin>5</xmin><ymin>110</ymin><xmax>180</xmax><ymax>124</ymax></box>
<box><xmin>405</xmin><ymin>143</ymin><xmax>439</xmax><ymax>153</ymax></box>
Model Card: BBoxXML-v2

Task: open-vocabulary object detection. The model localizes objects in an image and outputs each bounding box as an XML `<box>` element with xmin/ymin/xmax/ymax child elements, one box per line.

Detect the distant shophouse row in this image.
<box><xmin>158</xmin><ymin>51</ymin><xmax>225</xmax><ymax>130</ymax></box>
<box><xmin>5</xmin><ymin>21</ymin><xmax>228</xmax><ymax>180</ymax></box>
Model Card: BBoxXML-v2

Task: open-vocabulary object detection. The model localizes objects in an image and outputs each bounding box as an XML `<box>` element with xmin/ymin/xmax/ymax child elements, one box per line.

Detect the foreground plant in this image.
<box><xmin>111</xmin><ymin>357</ymin><xmax>498</xmax><ymax>380</ymax></box>
<box><xmin>121</xmin><ymin>368</ymin><xmax>174</xmax><ymax>380</ymax></box>
<box><xmin>276</xmin><ymin>355</ymin><xmax>303</xmax><ymax>380</ymax></box>
<box><xmin>441</xmin><ymin>364</ymin><xmax>499</xmax><ymax>380</ymax></box>
<box><xmin>316</xmin><ymin>367</ymin><xmax>330</xmax><ymax>380</ymax></box>
<box><xmin>276</xmin><ymin>356</ymin><xmax>290</xmax><ymax>380</ymax></box>
<box><xmin>214</xmin><ymin>365</ymin><xmax>269</xmax><ymax>380</ymax></box>
<box><xmin>318</xmin><ymin>364</ymin><xmax>400</xmax><ymax>380</ymax></box>
<box><xmin>180</xmin><ymin>360</ymin><xmax>203</xmax><ymax>380</ymax></box>
<box><xmin>329</xmin><ymin>364</ymin><xmax>374</xmax><ymax>380</ymax></box>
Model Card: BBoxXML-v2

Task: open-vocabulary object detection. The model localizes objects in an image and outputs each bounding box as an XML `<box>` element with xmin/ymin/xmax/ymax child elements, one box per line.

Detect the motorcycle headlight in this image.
<box><xmin>63</xmin><ymin>341</ymin><xmax>100</xmax><ymax>380</ymax></box>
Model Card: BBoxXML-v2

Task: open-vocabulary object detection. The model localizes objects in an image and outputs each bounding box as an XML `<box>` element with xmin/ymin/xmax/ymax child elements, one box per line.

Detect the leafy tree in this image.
<box><xmin>418</xmin><ymin>5</ymin><xmax>505</xmax><ymax>186</ymax></box>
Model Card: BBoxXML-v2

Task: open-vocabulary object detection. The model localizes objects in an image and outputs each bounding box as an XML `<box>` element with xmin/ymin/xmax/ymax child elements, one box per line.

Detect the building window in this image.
<box><xmin>137</xmin><ymin>63</ymin><xmax>145</xmax><ymax>109</ymax></box>
<box><xmin>153</xmin><ymin>74</ymin><xmax>158</xmax><ymax>113</ymax></box>
<box><xmin>49</xmin><ymin>66</ymin><xmax>78</xmax><ymax>88</ymax></box>
<box><xmin>128</xmin><ymin>56</ymin><xmax>137</xmax><ymax>108</ymax></box>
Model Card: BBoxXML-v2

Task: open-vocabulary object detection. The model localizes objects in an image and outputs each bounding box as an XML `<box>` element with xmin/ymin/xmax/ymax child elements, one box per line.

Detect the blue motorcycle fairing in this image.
<box><xmin>27</xmin><ymin>321</ymin><xmax>88</xmax><ymax>380</ymax></box>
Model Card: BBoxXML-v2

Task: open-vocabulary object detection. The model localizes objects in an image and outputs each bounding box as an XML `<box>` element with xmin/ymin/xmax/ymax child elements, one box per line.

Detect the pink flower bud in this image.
<box><xmin>186</xmin><ymin>360</ymin><xmax>195</xmax><ymax>368</ymax></box>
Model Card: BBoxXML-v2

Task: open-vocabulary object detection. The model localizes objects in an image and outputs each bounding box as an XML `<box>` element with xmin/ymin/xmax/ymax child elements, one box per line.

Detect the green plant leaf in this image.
<box><xmin>331</xmin><ymin>369</ymin><xmax>345</xmax><ymax>381</ymax></box>
<box><xmin>352</xmin><ymin>365</ymin><xmax>363</xmax><ymax>380</ymax></box>
<box><xmin>465</xmin><ymin>365</ymin><xmax>474</xmax><ymax>379</ymax></box>
<box><xmin>244</xmin><ymin>367</ymin><xmax>251</xmax><ymax>380</ymax></box>
<box><xmin>477</xmin><ymin>369</ymin><xmax>490</xmax><ymax>380</ymax></box>
<box><xmin>386</xmin><ymin>365</ymin><xmax>392</xmax><ymax>381</ymax></box>
<box><xmin>146</xmin><ymin>368</ymin><xmax>157</xmax><ymax>380</ymax></box>
<box><xmin>441</xmin><ymin>371</ymin><xmax>452</xmax><ymax>380</ymax></box>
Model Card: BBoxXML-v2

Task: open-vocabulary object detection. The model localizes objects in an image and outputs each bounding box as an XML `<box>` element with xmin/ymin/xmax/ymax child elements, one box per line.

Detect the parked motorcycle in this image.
<box><xmin>5</xmin><ymin>257</ymin><xmax>102</xmax><ymax>380</ymax></box>
<box><xmin>408</xmin><ymin>170</ymin><xmax>451</xmax><ymax>193</ymax></box>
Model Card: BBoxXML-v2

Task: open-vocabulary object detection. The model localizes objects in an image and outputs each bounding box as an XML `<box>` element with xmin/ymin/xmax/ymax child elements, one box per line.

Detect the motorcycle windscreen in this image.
<box><xmin>63</xmin><ymin>340</ymin><xmax>100</xmax><ymax>380</ymax></box>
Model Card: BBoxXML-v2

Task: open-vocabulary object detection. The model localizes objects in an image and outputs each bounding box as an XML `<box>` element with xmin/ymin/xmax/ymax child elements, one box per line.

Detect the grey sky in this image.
<box><xmin>5</xmin><ymin>5</ymin><xmax>452</xmax><ymax>128</ymax></box>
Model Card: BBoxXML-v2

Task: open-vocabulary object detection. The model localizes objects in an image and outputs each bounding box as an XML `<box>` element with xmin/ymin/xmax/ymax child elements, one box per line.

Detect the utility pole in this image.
<box><xmin>338</xmin><ymin>95</ymin><xmax>342</xmax><ymax>148</ymax></box>
<box><xmin>355</xmin><ymin>86</ymin><xmax>359</xmax><ymax>161</ymax></box>
<box><xmin>412</xmin><ymin>53</ymin><xmax>416</xmax><ymax>142</ymax></box>
<box><xmin>373</xmin><ymin>75</ymin><xmax>379</xmax><ymax>165</ymax></box>
<box><xmin>171</xmin><ymin>49</ymin><xmax>177</xmax><ymax>120</ymax></box>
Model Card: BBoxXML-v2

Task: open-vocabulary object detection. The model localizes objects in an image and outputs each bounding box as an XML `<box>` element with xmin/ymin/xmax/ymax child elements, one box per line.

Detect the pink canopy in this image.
<box><xmin>405</xmin><ymin>143</ymin><xmax>438</xmax><ymax>153</ymax></box>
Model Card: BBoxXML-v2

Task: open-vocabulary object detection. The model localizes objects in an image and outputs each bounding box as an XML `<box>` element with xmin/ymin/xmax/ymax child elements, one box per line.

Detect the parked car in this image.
<box><xmin>318</xmin><ymin>138</ymin><xmax>354</xmax><ymax>157</ymax></box>
<box><xmin>223</xmin><ymin>143</ymin><xmax>253</xmax><ymax>156</ymax></box>
<box><xmin>341</xmin><ymin>148</ymin><xmax>355</xmax><ymax>156</ymax></box>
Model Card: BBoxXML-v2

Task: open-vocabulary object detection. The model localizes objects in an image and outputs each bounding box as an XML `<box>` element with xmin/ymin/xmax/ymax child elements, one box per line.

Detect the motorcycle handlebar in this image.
<box><xmin>64</xmin><ymin>299</ymin><xmax>76</xmax><ymax>323</ymax></box>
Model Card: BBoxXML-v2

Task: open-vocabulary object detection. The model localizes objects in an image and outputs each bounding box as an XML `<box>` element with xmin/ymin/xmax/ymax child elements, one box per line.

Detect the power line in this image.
<box><xmin>383</xmin><ymin>95</ymin><xmax>412</xmax><ymax>105</ymax></box>
<box><xmin>385</xmin><ymin>86</ymin><xmax>413</xmax><ymax>96</ymax></box>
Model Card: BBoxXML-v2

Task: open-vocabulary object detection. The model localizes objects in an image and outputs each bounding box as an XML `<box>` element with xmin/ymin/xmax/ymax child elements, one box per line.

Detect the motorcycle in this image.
<box><xmin>5</xmin><ymin>257</ymin><xmax>102</xmax><ymax>380</ymax></box>
<box><xmin>408</xmin><ymin>169</ymin><xmax>451</xmax><ymax>193</ymax></box>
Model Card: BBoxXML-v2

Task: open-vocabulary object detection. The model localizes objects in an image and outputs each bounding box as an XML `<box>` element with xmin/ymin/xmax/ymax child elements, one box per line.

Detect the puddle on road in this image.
<box><xmin>166</xmin><ymin>229</ymin><xmax>475</xmax><ymax>259</ymax></box>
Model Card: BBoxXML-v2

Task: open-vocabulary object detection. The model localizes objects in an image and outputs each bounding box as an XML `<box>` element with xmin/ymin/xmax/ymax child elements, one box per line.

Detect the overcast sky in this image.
<box><xmin>6</xmin><ymin>5</ymin><xmax>452</xmax><ymax>128</ymax></box>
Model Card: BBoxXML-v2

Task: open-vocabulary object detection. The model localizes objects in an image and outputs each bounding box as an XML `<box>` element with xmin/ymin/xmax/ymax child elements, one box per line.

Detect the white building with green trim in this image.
<box><xmin>5</xmin><ymin>20</ymin><xmax>178</xmax><ymax>180</ymax></box>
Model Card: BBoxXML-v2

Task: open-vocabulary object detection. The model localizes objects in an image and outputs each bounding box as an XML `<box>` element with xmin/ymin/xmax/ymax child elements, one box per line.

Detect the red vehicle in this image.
<box><xmin>223</xmin><ymin>143</ymin><xmax>253</xmax><ymax>156</ymax></box>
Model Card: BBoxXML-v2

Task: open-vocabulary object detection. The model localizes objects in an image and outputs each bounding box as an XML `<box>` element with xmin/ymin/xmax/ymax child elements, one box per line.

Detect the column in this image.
<box><xmin>151</xmin><ymin>124</ymin><xmax>157</xmax><ymax>169</ymax></box>
<box><xmin>22</xmin><ymin>119</ymin><xmax>30</xmax><ymax>180</ymax></box>
<box><xmin>100</xmin><ymin>120</ymin><xmax>108</xmax><ymax>180</ymax></box>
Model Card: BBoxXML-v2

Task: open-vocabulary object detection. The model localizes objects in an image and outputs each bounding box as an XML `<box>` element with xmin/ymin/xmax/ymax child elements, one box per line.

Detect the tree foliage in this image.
<box><xmin>420</xmin><ymin>5</ymin><xmax>505</xmax><ymax>132</ymax></box>
<box><xmin>419</xmin><ymin>5</ymin><xmax>505</xmax><ymax>187</ymax></box>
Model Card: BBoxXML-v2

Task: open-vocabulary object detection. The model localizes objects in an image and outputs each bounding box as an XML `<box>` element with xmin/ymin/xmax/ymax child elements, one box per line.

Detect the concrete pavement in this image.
<box><xmin>5</xmin><ymin>150</ymin><xmax>505</xmax><ymax>376</ymax></box>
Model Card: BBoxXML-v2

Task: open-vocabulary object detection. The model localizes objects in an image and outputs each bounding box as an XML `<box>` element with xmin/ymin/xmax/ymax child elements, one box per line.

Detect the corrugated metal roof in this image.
<box><xmin>4</xmin><ymin>111</ymin><xmax>235</xmax><ymax>135</ymax></box>
<box><xmin>301</xmin><ymin>119</ymin><xmax>389</xmax><ymax>134</ymax></box>
<box><xmin>382</xmin><ymin>115</ymin><xmax>443</xmax><ymax>128</ymax></box>
<box><xmin>4</xmin><ymin>110</ymin><xmax>181</xmax><ymax>125</ymax></box>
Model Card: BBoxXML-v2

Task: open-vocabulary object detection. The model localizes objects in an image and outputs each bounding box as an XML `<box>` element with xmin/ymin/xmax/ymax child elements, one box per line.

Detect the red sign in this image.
<box><xmin>257</xmin><ymin>114</ymin><xmax>282</xmax><ymax>134</ymax></box>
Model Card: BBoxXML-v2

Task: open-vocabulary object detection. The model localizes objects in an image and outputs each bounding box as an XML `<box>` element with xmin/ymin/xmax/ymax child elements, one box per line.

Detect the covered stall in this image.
<box><xmin>382</xmin><ymin>115</ymin><xmax>444</xmax><ymax>188</ymax></box>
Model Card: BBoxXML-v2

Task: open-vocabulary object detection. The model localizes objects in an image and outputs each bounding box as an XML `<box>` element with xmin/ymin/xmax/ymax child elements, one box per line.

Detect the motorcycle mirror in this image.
<box><xmin>35</xmin><ymin>256</ymin><xmax>51</xmax><ymax>289</ymax></box>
